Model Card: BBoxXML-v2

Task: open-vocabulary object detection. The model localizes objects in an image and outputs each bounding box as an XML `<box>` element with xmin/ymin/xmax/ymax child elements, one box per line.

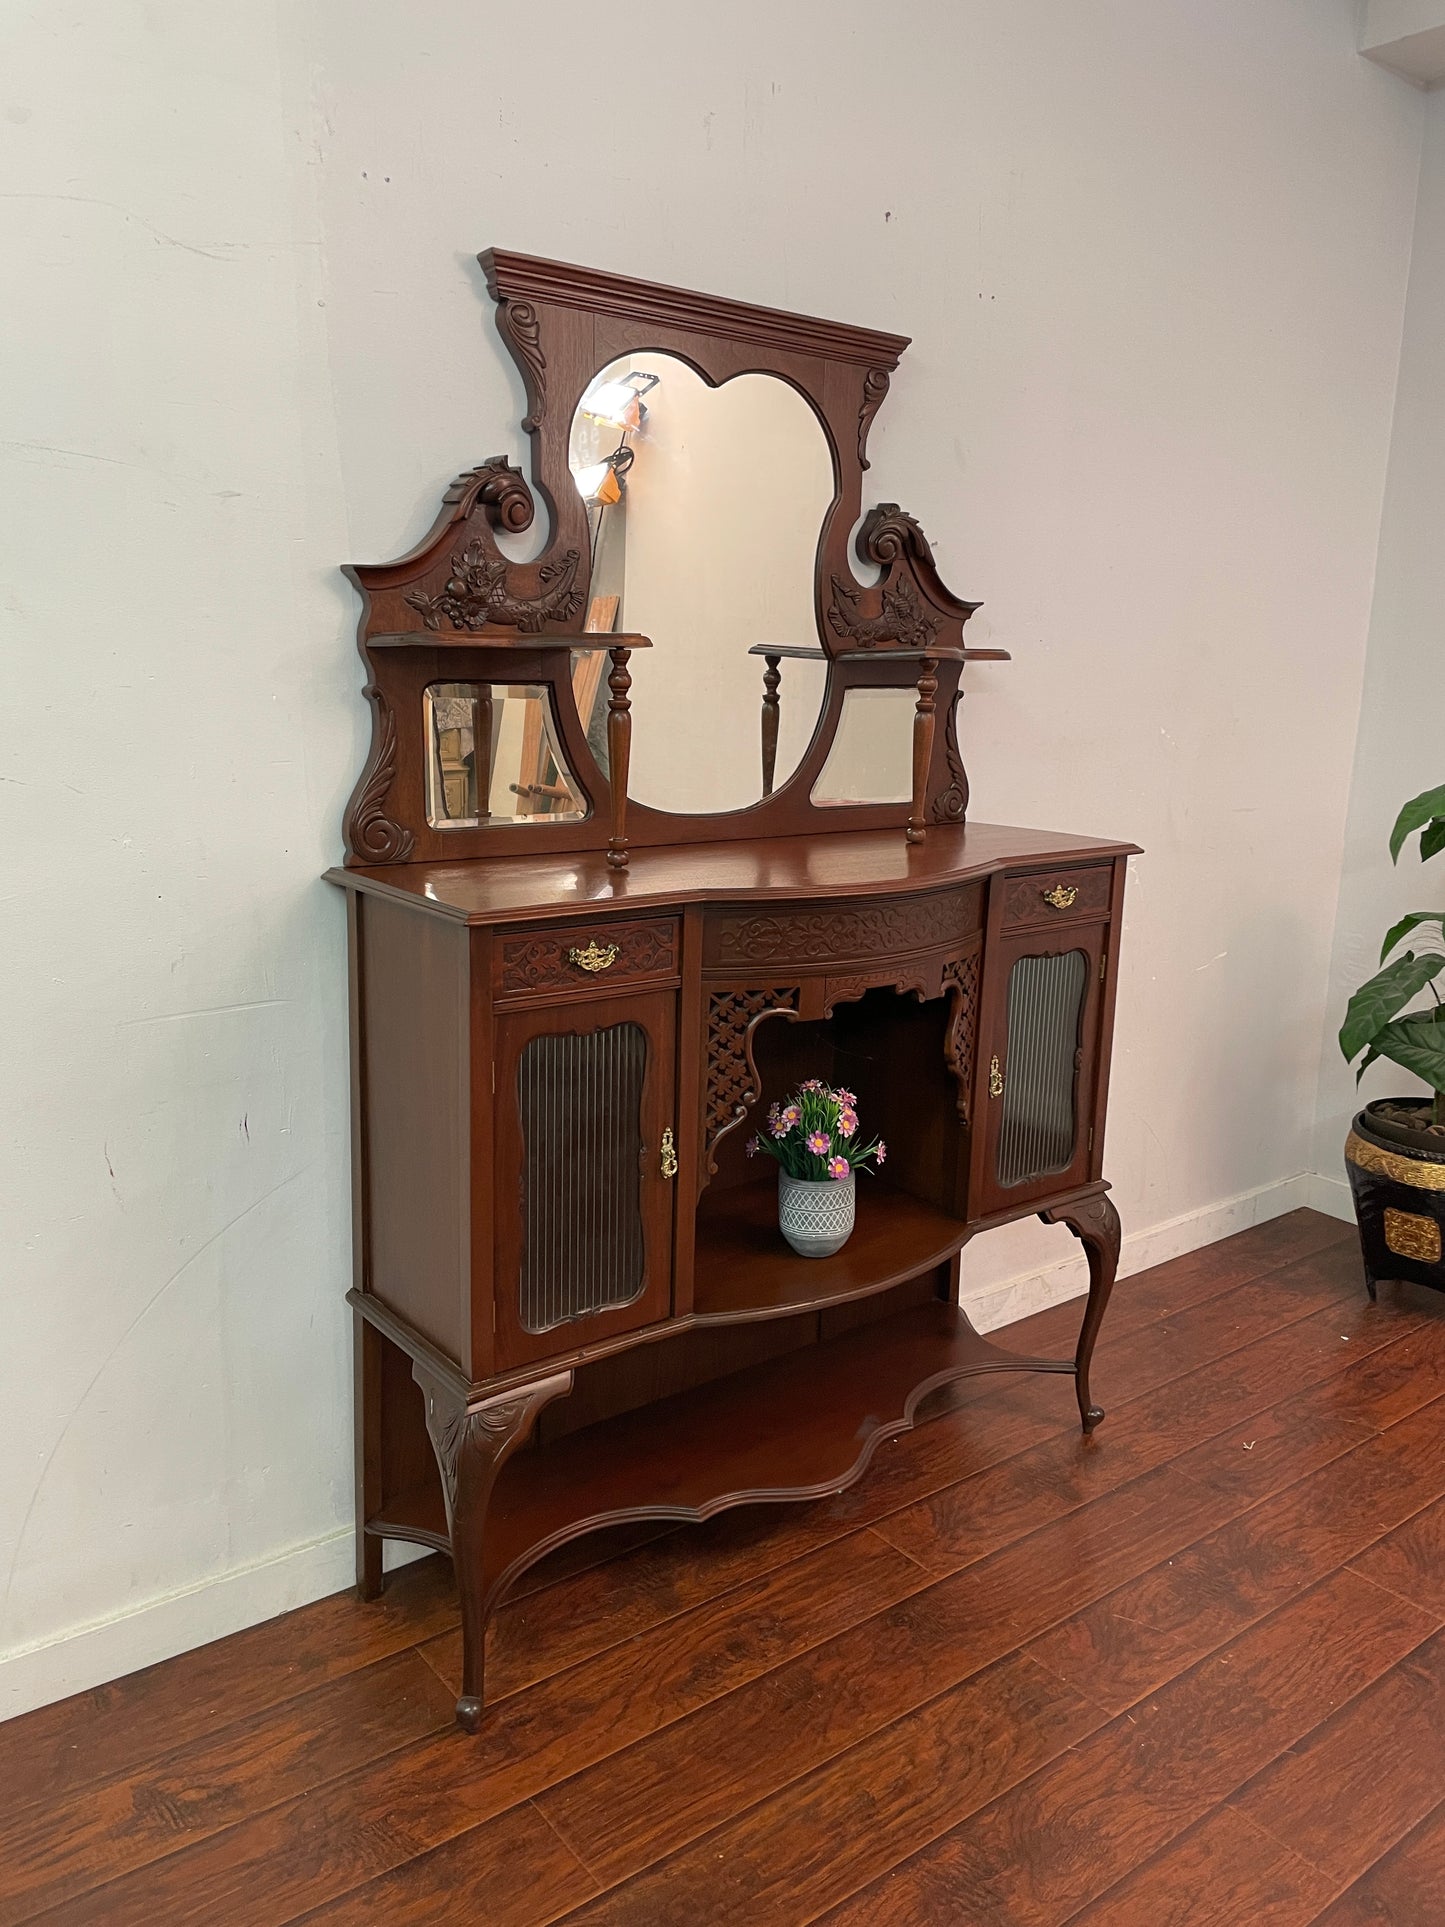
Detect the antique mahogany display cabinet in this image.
<box><xmin>328</xmin><ymin>250</ymin><xmax>1138</xmax><ymax>1730</ymax></box>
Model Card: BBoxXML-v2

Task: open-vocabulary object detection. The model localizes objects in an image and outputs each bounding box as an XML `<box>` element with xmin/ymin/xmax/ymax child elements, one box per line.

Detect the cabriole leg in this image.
<box><xmin>413</xmin><ymin>1366</ymin><xmax>572</xmax><ymax>1731</ymax></box>
<box><xmin>1040</xmin><ymin>1192</ymin><xmax>1121</xmax><ymax>1433</ymax></box>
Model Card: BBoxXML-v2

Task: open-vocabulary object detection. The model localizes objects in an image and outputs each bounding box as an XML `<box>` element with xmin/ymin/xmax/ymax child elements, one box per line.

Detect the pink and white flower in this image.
<box><xmin>827</xmin><ymin>1155</ymin><xmax>850</xmax><ymax>1180</ymax></box>
<box><xmin>806</xmin><ymin>1130</ymin><xmax>830</xmax><ymax>1155</ymax></box>
<box><xmin>875</xmin><ymin>1139</ymin><xmax>887</xmax><ymax>1165</ymax></box>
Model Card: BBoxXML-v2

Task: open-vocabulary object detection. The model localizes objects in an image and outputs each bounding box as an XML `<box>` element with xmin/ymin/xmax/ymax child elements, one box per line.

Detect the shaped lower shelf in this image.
<box><xmin>481</xmin><ymin>1298</ymin><xmax>1072</xmax><ymax>1608</ymax></box>
<box><xmin>693</xmin><ymin>1176</ymin><xmax>969</xmax><ymax>1322</ymax></box>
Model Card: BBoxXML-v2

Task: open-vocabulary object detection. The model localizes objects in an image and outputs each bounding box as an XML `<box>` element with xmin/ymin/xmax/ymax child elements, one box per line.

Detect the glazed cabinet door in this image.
<box><xmin>975</xmin><ymin>920</ymin><xmax>1107</xmax><ymax>1215</ymax></box>
<box><xmin>493</xmin><ymin>989</ymin><xmax>678</xmax><ymax>1370</ymax></box>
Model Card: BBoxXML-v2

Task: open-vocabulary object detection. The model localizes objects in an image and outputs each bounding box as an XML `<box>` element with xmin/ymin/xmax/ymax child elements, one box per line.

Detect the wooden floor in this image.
<box><xmin>5</xmin><ymin>1209</ymin><xmax>1445</xmax><ymax>1925</ymax></box>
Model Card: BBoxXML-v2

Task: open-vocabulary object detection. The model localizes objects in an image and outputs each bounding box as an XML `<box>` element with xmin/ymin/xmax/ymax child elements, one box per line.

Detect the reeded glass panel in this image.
<box><xmin>811</xmin><ymin>686</ymin><xmax>915</xmax><ymax>806</ymax></box>
<box><xmin>996</xmin><ymin>950</ymin><xmax>1088</xmax><ymax>1187</ymax></box>
<box><xmin>423</xmin><ymin>681</ymin><xmax>586</xmax><ymax>829</ymax></box>
<box><xmin>518</xmin><ymin>1022</ymin><xmax>647</xmax><ymax>1332</ymax></box>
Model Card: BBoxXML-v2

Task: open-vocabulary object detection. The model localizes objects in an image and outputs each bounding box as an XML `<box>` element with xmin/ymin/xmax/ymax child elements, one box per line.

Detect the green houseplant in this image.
<box><xmin>1339</xmin><ymin>781</ymin><xmax>1445</xmax><ymax>1297</ymax></box>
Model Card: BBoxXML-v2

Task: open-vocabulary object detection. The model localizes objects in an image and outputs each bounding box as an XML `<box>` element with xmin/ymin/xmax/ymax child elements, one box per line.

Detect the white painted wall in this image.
<box><xmin>0</xmin><ymin>0</ymin><xmax>1427</xmax><ymax>1715</ymax></box>
<box><xmin>1313</xmin><ymin>87</ymin><xmax>1445</xmax><ymax>1209</ymax></box>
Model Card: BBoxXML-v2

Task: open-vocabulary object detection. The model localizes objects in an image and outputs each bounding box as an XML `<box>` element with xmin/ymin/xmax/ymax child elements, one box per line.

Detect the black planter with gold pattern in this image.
<box><xmin>1345</xmin><ymin>1099</ymin><xmax>1445</xmax><ymax>1300</ymax></box>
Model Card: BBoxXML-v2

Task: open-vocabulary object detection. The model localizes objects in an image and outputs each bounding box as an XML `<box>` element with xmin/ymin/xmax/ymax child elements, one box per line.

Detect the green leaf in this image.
<box><xmin>1354</xmin><ymin>1043</ymin><xmax>1382</xmax><ymax>1086</ymax></box>
<box><xmin>1372</xmin><ymin>1009</ymin><xmax>1445</xmax><ymax>1095</ymax></box>
<box><xmin>1381</xmin><ymin>911</ymin><xmax>1445</xmax><ymax>963</ymax></box>
<box><xmin>1423</xmin><ymin>820</ymin><xmax>1445</xmax><ymax>863</ymax></box>
<box><xmin>1389</xmin><ymin>783</ymin><xmax>1445</xmax><ymax>862</ymax></box>
<box><xmin>1339</xmin><ymin>950</ymin><xmax>1445</xmax><ymax>1063</ymax></box>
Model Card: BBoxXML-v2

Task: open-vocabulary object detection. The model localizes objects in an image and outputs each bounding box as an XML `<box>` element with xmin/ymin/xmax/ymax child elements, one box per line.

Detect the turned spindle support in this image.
<box><xmin>606</xmin><ymin>646</ymin><xmax>633</xmax><ymax>870</ymax></box>
<box><xmin>907</xmin><ymin>652</ymin><xmax>939</xmax><ymax>845</ymax></box>
<box><xmin>760</xmin><ymin>652</ymin><xmax>782</xmax><ymax>797</ymax></box>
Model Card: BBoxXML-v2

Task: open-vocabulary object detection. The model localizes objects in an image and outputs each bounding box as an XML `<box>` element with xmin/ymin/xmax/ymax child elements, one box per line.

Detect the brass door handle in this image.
<box><xmin>989</xmin><ymin>1055</ymin><xmax>1004</xmax><ymax>1098</ymax></box>
<box><xmin>568</xmin><ymin>940</ymin><xmax>620</xmax><ymax>973</ymax></box>
<box><xmin>1042</xmin><ymin>884</ymin><xmax>1078</xmax><ymax>910</ymax></box>
<box><xmin>660</xmin><ymin>1127</ymin><xmax>678</xmax><ymax>1179</ymax></box>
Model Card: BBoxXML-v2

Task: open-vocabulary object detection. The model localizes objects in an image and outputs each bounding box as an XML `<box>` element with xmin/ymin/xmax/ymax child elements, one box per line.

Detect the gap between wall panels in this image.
<box><xmin>0</xmin><ymin>1167</ymin><xmax>1331</xmax><ymax>1725</ymax></box>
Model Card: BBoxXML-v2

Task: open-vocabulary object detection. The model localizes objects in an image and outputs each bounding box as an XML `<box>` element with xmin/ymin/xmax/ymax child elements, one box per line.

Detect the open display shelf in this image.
<box><xmin>477</xmin><ymin>1298</ymin><xmax>1069</xmax><ymax>1610</ymax></box>
<box><xmin>693</xmin><ymin>1175</ymin><xmax>969</xmax><ymax>1322</ymax></box>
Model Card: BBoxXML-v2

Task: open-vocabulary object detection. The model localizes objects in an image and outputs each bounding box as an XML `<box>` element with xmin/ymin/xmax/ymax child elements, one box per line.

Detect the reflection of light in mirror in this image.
<box><xmin>811</xmin><ymin>686</ymin><xmax>918</xmax><ymax>806</ymax></box>
<box><xmin>423</xmin><ymin>682</ymin><xmax>587</xmax><ymax>829</ymax></box>
<box><xmin>567</xmin><ymin>351</ymin><xmax>833</xmax><ymax>815</ymax></box>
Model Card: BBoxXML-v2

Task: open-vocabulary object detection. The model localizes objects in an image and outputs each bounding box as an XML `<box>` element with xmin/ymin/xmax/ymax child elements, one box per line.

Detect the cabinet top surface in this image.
<box><xmin>325</xmin><ymin>821</ymin><xmax>1139</xmax><ymax>926</ymax></box>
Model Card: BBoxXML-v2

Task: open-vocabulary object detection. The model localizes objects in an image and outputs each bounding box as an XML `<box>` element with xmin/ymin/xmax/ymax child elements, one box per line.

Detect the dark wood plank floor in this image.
<box><xmin>4</xmin><ymin>1208</ymin><xmax>1444</xmax><ymax>1925</ymax></box>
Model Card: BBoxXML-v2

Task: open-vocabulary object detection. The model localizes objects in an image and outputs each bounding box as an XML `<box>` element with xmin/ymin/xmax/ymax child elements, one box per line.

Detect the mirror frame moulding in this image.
<box><xmin>340</xmin><ymin>249</ymin><xmax>1002</xmax><ymax>867</ymax></box>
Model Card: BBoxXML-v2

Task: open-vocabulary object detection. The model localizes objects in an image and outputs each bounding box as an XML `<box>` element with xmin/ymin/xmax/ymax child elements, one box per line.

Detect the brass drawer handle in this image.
<box><xmin>1042</xmin><ymin>884</ymin><xmax>1078</xmax><ymax>910</ymax></box>
<box><xmin>989</xmin><ymin>1054</ymin><xmax>1004</xmax><ymax>1098</ymax></box>
<box><xmin>568</xmin><ymin>941</ymin><xmax>620</xmax><ymax>973</ymax></box>
<box><xmin>660</xmin><ymin>1127</ymin><xmax>678</xmax><ymax>1179</ymax></box>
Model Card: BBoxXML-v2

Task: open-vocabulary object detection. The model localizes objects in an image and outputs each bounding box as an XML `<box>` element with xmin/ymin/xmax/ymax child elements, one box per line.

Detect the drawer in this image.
<box><xmin>493</xmin><ymin>916</ymin><xmax>680</xmax><ymax>999</ymax></box>
<box><xmin>1000</xmin><ymin>865</ymin><xmax>1112</xmax><ymax>930</ymax></box>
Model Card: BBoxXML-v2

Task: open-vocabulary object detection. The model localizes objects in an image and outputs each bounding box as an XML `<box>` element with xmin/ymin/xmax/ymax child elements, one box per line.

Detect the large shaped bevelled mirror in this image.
<box><xmin>568</xmin><ymin>352</ymin><xmax>833</xmax><ymax>815</ymax></box>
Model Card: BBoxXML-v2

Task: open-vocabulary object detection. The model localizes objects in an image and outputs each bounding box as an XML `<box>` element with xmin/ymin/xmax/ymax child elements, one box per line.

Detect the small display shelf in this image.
<box><xmin>478</xmin><ymin>1298</ymin><xmax>1069</xmax><ymax>1612</ymax></box>
<box><xmin>693</xmin><ymin>1176</ymin><xmax>969</xmax><ymax>1323</ymax></box>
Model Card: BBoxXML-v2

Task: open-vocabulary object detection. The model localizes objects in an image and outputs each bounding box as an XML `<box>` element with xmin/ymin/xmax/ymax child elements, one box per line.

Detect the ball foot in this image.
<box><xmin>455</xmin><ymin>1695</ymin><xmax>483</xmax><ymax>1734</ymax></box>
<box><xmin>1081</xmin><ymin>1406</ymin><xmax>1105</xmax><ymax>1433</ymax></box>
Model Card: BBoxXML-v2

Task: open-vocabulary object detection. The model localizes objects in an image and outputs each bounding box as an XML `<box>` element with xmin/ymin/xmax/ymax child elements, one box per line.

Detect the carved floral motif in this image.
<box><xmin>706</xmin><ymin>890</ymin><xmax>982</xmax><ymax>969</ymax></box>
<box><xmin>942</xmin><ymin>950</ymin><xmax>982</xmax><ymax>1121</ymax></box>
<box><xmin>704</xmin><ymin>987</ymin><xmax>801</xmax><ymax>1170</ymax></box>
<box><xmin>406</xmin><ymin>540</ymin><xmax>584</xmax><ymax>634</ymax></box>
<box><xmin>827</xmin><ymin>570</ymin><xmax>940</xmax><ymax>650</ymax></box>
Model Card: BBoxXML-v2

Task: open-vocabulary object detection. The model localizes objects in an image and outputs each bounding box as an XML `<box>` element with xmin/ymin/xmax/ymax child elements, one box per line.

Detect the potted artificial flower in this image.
<box><xmin>1339</xmin><ymin>780</ymin><xmax>1445</xmax><ymax>1298</ymax></box>
<box><xmin>747</xmin><ymin>1079</ymin><xmax>885</xmax><ymax>1258</ymax></box>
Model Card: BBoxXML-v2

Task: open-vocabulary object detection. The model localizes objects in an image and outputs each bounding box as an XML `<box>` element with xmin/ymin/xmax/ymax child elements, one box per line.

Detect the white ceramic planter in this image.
<box><xmin>778</xmin><ymin>1168</ymin><xmax>856</xmax><ymax>1258</ymax></box>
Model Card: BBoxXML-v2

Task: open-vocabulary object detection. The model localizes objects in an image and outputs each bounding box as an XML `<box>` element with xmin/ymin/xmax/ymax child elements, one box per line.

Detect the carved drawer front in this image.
<box><xmin>1000</xmin><ymin>866</ymin><xmax>1112</xmax><ymax>931</ymax></box>
<box><xmin>494</xmin><ymin>917</ymin><xmax>680</xmax><ymax>1000</ymax></box>
<box><xmin>704</xmin><ymin>886</ymin><xmax>983</xmax><ymax>973</ymax></box>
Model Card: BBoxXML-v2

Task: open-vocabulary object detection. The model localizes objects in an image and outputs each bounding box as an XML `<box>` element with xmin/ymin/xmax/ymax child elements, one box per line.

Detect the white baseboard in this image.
<box><xmin>1305</xmin><ymin>1170</ymin><xmax>1356</xmax><ymax>1224</ymax></box>
<box><xmin>965</xmin><ymin>1170</ymin><xmax>1317</xmax><ymax>1333</ymax></box>
<box><xmin>0</xmin><ymin>1168</ymin><xmax>1336</xmax><ymax>1726</ymax></box>
<box><xmin>0</xmin><ymin>1530</ymin><xmax>431</xmax><ymax>1726</ymax></box>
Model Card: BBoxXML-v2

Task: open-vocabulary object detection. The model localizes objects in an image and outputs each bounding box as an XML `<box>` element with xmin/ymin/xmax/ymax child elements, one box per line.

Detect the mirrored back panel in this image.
<box><xmin>424</xmin><ymin>682</ymin><xmax>587</xmax><ymax>829</ymax></box>
<box><xmin>568</xmin><ymin>352</ymin><xmax>832</xmax><ymax>816</ymax></box>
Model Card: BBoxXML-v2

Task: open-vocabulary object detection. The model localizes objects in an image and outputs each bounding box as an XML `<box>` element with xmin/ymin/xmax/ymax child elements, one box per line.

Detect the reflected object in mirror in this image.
<box><xmin>568</xmin><ymin>352</ymin><xmax>833</xmax><ymax>815</ymax></box>
<box><xmin>810</xmin><ymin>686</ymin><xmax>921</xmax><ymax>806</ymax></box>
<box><xmin>424</xmin><ymin>682</ymin><xmax>587</xmax><ymax>829</ymax></box>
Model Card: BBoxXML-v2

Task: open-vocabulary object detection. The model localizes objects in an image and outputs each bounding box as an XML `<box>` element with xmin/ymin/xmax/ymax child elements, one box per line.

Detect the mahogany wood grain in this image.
<box><xmin>1027</xmin><ymin>1391</ymin><xmax>1445</xmax><ymax>1717</ymax></box>
<box><xmin>0</xmin><ymin>1651</ymin><xmax>455</xmax><ymax>1922</ymax></box>
<box><xmin>329</xmin><ymin>820</ymin><xmax>1140</xmax><ymax>928</ymax></box>
<box><xmin>478</xmin><ymin>1301</ymin><xmax>1072</xmax><ymax>1609</ymax></box>
<box><xmin>6</xmin><ymin>1213</ymin><xmax>1440</xmax><ymax>1927</ymax></box>
<box><xmin>536</xmin><ymin>1466</ymin><xmax>1232</xmax><ymax>1898</ymax></box>
<box><xmin>1312</xmin><ymin>1799</ymin><xmax>1445</xmax><ymax>1924</ymax></box>
<box><xmin>1231</xmin><ymin>1629</ymin><xmax>1445</xmax><ymax>1887</ymax></box>
<box><xmin>0</xmin><ymin>1553</ymin><xmax>458</xmax><ymax>1820</ymax></box>
<box><xmin>1349</xmin><ymin>1487</ymin><xmax>1445</xmax><ymax>1619</ymax></box>
<box><xmin>47</xmin><ymin>1534</ymin><xmax>915</xmax><ymax>1926</ymax></box>
<box><xmin>1065</xmin><ymin>1806</ymin><xmax>1336</xmax><ymax>1927</ymax></box>
<box><xmin>691</xmin><ymin>1177</ymin><xmax>967</xmax><ymax>1320</ymax></box>
<box><xmin>817</xmin><ymin>1568</ymin><xmax>1434</xmax><ymax>1927</ymax></box>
